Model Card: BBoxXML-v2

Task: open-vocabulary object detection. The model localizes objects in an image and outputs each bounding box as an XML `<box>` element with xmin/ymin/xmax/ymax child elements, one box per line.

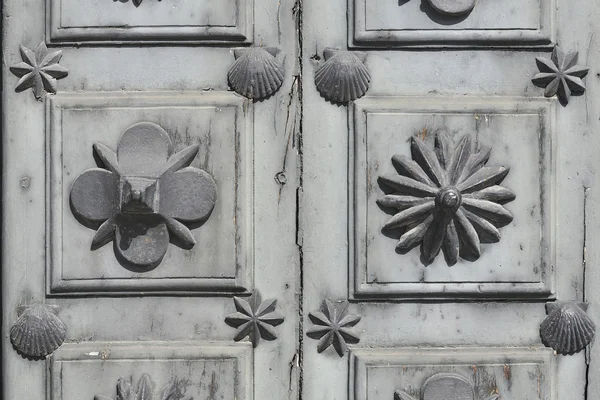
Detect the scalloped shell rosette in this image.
<box><xmin>314</xmin><ymin>48</ymin><xmax>371</xmax><ymax>103</ymax></box>
<box><xmin>228</xmin><ymin>47</ymin><xmax>284</xmax><ymax>100</ymax></box>
<box><xmin>540</xmin><ymin>302</ymin><xmax>595</xmax><ymax>355</ymax></box>
<box><xmin>10</xmin><ymin>304</ymin><xmax>67</xmax><ymax>358</ymax></box>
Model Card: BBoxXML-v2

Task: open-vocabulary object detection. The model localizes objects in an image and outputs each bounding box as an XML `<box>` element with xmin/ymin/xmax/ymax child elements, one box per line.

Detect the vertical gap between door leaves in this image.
<box><xmin>583</xmin><ymin>185</ymin><xmax>590</xmax><ymax>400</ymax></box>
<box><xmin>293</xmin><ymin>0</ymin><xmax>305</xmax><ymax>398</ymax></box>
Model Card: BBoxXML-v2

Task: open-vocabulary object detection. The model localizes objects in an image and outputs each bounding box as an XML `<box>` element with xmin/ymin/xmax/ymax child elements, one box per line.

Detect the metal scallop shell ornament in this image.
<box><xmin>228</xmin><ymin>47</ymin><xmax>284</xmax><ymax>100</ymax></box>
<box><xmin>10</xmin><ymin>304</ymin><xmax>67</xmax><ymax>358</ymax></box>
<box><xmin>426</xmin><ymin>0</ymin><xmax>477</xmax><ymax>16</ymax></box>
<box><xmin>540</xmin><ymin>302</ymin><xmax>596</xmax><ymax>355</ymax></box>
<box><xmin>314</xmin><ymin>48</ymin><xmax>371</xmax><ymax>104</ymax></box>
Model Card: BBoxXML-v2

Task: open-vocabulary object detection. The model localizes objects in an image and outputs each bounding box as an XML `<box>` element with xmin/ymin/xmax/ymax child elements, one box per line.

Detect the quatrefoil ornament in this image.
<box><xmin>70</xmin><ymin>122</ymin><xmax>217</xmax><ymax>269</ymax></box>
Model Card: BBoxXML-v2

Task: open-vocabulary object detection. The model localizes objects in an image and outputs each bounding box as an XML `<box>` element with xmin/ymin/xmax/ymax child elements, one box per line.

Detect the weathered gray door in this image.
<box><xmin>300</xmin><ymin>0</ymin><xmax>600</xmax><ymax>399</ymax></box>
<box><xmin>3</xmin><ymin>0</ymin><xmax>600</xmax><ymax>400</ymax></box>
<box><xmin>2</xmin><ymin>0</ymin><xmax>301</xmax><ymax>399</ymax></box>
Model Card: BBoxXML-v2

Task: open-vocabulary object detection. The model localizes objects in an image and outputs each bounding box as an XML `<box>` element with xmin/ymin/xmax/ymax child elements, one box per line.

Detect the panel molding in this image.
<box><xmin>349</xmin><ymin>96</ymin><xmax>556</xmax><ymax>300</ymax></box>
<box><xmin>349</xmin><ymin>347</ymin><xmax>557</xmax><ymax>400</ymax></box>
<box><xmin>46</xmin><ymin>0</ymin><xmax>253</xmax><ymax>44</ymax></box>
<box><xmin>49</xmin><ymin>341</ymin><xmax>253</xmax><ymax>400</ymax></box>
<box><xmin>46</xmin><ymin>91</ymin><xmax>254</xmax><ymax>296</ymax></box>
<box><xmin>349</xmin><ymin>0</ymin><xmax>555</xmax><ymax>48</ymax></box>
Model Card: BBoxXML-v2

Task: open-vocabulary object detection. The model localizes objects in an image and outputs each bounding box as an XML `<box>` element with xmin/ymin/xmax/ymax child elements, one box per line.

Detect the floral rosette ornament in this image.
<box><xmin>378</xmin><ymin>132</ymin><xmax>515</xmax><ymax>266</ymax></box>
<box><xmin>70</xmin><ymin>122</ymin><xmax>217</xmax><ymax>268</ymax></box>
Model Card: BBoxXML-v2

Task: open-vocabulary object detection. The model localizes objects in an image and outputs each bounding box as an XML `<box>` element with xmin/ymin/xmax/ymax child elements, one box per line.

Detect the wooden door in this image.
<box><xmin>301</xmin><ymin>0</ymin><xmax>600</xmax><ymax>399</ymax></box>
<box><xmin>2</xmin><ymin>0</ymin><xmax>301</xmax><ymax>399</ymax></box>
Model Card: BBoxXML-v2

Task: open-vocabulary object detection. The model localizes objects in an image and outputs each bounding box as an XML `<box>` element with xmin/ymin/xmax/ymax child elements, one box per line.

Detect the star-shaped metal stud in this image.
<box><xmin>306</xmin><ymin>299</ymin><xmax>361</xmax><ymax>357</ymax></box>
<box><xmin>10</xmin><ymin>42</ymin><xmax>68</xmax><ymax>100</ymax></box>
<box><xmin>532</xmin><ymin>45</ymin><xmax>589</xmax><ymax>105</ymax></box>
<box><xmin>224</xmin><ymin>292</ymin><xmax>284</xmax><ymax>348</ymax></box>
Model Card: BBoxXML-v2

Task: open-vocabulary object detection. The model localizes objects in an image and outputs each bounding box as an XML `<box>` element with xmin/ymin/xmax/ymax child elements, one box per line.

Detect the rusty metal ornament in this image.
<box><xmin>532</xmin><ymin>45</ymin><xmax>589</xmax><ymax>106</ymax></box>
<box><xmin>378</xmin><ymin>132</ymin><xmax>515</xmax><ymax>266</ymax></box>
<box><xmin>228</xmin><ymin>47</ymin><xmax>284</xmax><ymax>100</ymax></box>
<box><xmin>426</xmin><ymin>0</ymin><xmax>477</xmax><ymax>16</ymax></box>
<box><xmin>9</xmin><ymin>42</ymin><xmax>68</xmax><ymax>100</ymax></box>
<box><xmin>10</xmin><ymin>304</ymin><xmax>67</xmax><ymax>359</ymax></box>
<box><xmin>224</xmin><ymin>291</ymin><xmax>285</xmax><ymax>348</ymax></box>
<box><xmin>306</xmin><ymin>299</ymin><xmax>361</xmax><ymax>357</ymax></box>
<box><xmin>314</xmin><ymin>48</ymin><xmax>371</xmax><ymax>104</ymax></box>
<box><xmin>540</xmin><ymin>302</ymin><xmax>596</xmax><ymax>355</ymax></box>
<box><xmin>70</xmin><ymin>122</ymin><xmax>217</xmax><ymax>269</ymax></box>
<box><xmin>95</xmin><ymin>373</ymin><xmax>192</xmax><ymax>400</ymax></box>
<box><xmin>395</xmin><ymin>373</ymin><xmax>499</xmax><ymax>400</ymax></box>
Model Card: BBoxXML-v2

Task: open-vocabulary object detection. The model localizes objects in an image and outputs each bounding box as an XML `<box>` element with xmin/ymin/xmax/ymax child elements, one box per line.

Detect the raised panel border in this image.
<box><xmin>46</xmin><ymin>91</ymin><xmax>254</xmax><ymax>296</ymax></box>
<box><xmin>349</xmin><ymin>96</ymin><xmax>556</xmax><ymax>300</ymax></box>
<box><xmin>349</xmin><ymin>347</ymin><xmax>557</xmax><ymax>400</ymax></box>
<box><xmin>46</xmin><ymin>0</ymin><xmax>253</xmax><ymax>44</ymax></box>
<box><xmin>49</xmin><ymin>341</ymin><xmax>253</xmax><ymax>400</ymax></box>
<box><xmin>349</xmin><ymin>0</ymin><xmax>555</xmax><ymax>48</ymax></box>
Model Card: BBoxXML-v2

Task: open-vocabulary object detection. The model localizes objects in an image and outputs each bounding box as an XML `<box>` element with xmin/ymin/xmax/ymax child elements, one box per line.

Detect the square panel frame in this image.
<box><xmin>49</xmin><ymin>341</ymin><xmax>253</xmax><ymax>400</ymax></box>
<box><xmin>46</xmin><ymin>91</ymin><xmax>254</xmax><ymax>296</ymax></box>
<box><xmin>349</xmin><ymin>0</ymin><xmax>555</xmax><ymax>48</ymax></box>
<box><xmin>349</xmin><ymin>96</ymin><xmax>556</xmax><ymax>300</ymax></box>
<box><xmin>349</xmin><ymin>347</ymin><xmax>557</xmax><ymax>400</ymax></box>
<box><xmin>46</xmin><ymin>0</ymin><xmax>253</xmax><ymax>45</ymax></box>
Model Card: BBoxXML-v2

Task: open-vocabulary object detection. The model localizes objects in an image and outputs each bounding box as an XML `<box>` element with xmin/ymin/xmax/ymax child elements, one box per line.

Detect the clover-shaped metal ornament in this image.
<box><xmin>426</xmin><ymin>0</ymin><xmax>477</xmax><ymax>16</ymax></box>
<box><xmin>70</xmin><ymin>122</ymin><xmax>217</xmax><ymax>269</ymax></box>
<box><xmin>395</xmin><ymin>373</ymin><xmax>498</xmax><ymax>400</ymax></box>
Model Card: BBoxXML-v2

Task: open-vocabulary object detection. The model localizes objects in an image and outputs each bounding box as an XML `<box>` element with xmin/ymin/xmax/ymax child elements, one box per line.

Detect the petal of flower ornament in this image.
<box><xmin>224</xmin><ymin>292</ymin><xmax>285</xmax><ymax>348</ymax></box>
<box><xmin>379</xmin><ymin>133</ymin><xmax>515</xmax><ymax>266</ymax></box>
<box><xmin>117</xmin><ymin>122</ymin><xmax>171</xmax><ymax>177</ymax></box>
<box><xmin>532</xmin><ymin>45</ymin><xmax>589</xmax><ymax>105</ymax></box>
<box><xmin>307</xmin><ymin>299</ymin><xmax>361</xmax><ymax>357</ymax></box>
<box><xmin>115</xmin><ymin>215</ymin><xmax>170</xmax><ymax>268</ymax></box>
<box><xmin>160</xmin><ymin>168</ymin><xmax>217</xmax><ymax>222</ymax></box>
<box><xmin>70</xmin><ymin>169</ymin><xmax>120</xmax><ymax>222</ymax></box>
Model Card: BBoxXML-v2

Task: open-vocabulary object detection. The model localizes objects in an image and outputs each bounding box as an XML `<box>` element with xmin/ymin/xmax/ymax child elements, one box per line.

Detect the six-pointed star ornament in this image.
<box><xmin>532</xmin><ymin>45</ymin><xmax>590</xmax><ymax>105</ymax></box>
<box><xmin>224</xmin><ymin>292</ymin><xmax>285</xmax><ymax>347</ymax></box>
<box><xmin>378</xmin><ymin>132</ymin><xmax>515</xmax><ymax>266</ymax></box>
<box><xmin>306</xmin><ymin>299</ymin><xmax>361</xmax><ymax>357</ymax></box>
<box><xmin>9</xmin><ymin>42</ymin><xmax>68</xmax><ymax>100</ymax></box>
<box><xmin>70</xmin><ymin>122</ymin><xmax>217</xmax><ymax>269</ymax></box>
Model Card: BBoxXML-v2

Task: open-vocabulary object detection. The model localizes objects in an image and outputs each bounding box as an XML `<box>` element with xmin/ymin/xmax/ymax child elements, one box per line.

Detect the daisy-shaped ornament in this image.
<box><xmin>378</xmin><ymin>132</ymin><xmax>515</xmax><ymax>266</ymax></box>
<box><xmin>10</xmin><ymin>42</ymin><xmax>68</xmax><ymax>100</ymax></box>
<box><xmin>532</xmin><ymin>45</ymin><xmax>589</xmax><ymax>105</ymax></box>
<box><xmin>70</xmin><ymin>122</ymin><xmax>217</xmax><ymax>269</ymax></box>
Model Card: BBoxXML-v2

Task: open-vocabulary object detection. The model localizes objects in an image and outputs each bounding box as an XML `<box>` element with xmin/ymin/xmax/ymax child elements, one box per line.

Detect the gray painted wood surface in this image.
<box><xmin>2</xmin><ymin>0</ymin><xmax>599</xmax><ymax>398</ymax></box>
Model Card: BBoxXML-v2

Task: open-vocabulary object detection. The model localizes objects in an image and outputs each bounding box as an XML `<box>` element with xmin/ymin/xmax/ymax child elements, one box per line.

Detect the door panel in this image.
<box><xmin>47</xmin><ymin>0</ymin><xmax>253</xmax><ymax>44</ymax></box>
<box><xmin>2</xmin><ymin>0</ymin><xmax>300</xmax><ymax>399</ymax></box>
<box><xmin>302</xmin><ymin>0</ymin><xmax>596</xmax><ymax>399</ymax></box>
<box><xmin>350</xmin><ymin>0</ymin><xmax>554</xmax><ymax>46</ymax></box>
<box><xmin>3</xmin><ymin>0</ymin><xmax>600</xmax><ymax>398</ymax></box>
